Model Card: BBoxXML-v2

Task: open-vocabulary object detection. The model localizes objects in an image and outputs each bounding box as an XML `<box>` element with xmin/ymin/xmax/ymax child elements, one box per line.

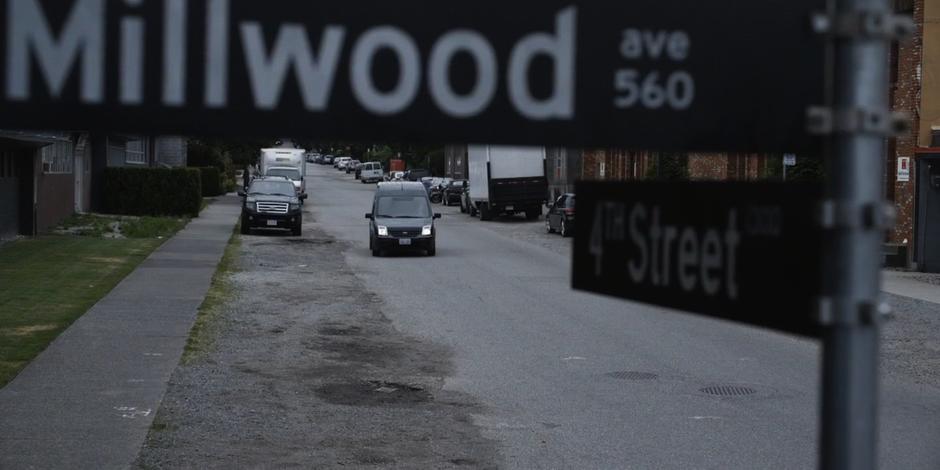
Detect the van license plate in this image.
<box><xmin>399</xmin><ymin>239</ymin><xmax>412</xmax><ymax>246</ymax></box>
<box><xmin>267</xmin><ymin>220</ymin><xmax>278</xmax><ymax>226</ymax></box>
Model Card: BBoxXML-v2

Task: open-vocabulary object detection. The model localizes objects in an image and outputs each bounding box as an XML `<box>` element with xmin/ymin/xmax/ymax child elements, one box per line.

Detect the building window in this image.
<box><xmin>126</xmin><ymin>139</ymin><xmax>147</xmax><ymax>164</ymax></box>
<box><xmin>0</xmin><ymin>151</ymin><xmax>15</xmax><ymax>178</ymax></box>
<box><xmin>41</xmin><ymin>142</ymin><xmax>73</xmax><ymax>174</ymax></box>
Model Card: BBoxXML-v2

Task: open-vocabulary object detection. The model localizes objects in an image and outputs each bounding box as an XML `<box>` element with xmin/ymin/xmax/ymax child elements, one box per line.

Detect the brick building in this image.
<box><xmin>887</xmin><ymin>0</ymin><xmax>940</xmax><ymax>268</ymax></box>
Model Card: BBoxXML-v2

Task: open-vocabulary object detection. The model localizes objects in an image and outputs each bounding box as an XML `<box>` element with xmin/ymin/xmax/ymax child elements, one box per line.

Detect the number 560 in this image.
<box><xmin>614</xmin><ymin>69</ymin><xmax>695</xmax><ymax>110</ymax></box>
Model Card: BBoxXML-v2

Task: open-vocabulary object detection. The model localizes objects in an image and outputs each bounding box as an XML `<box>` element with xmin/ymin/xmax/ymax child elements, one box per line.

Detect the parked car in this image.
<box><xmin>346</xmin><ymin>160</ymin><xmax>361</xmax><ymax>174</ymax></box>
<box><xmin>360</xmin><ymin>162</ymin><xmax>384</xmax><ymax>183</ymax></box>
<box><xmin>336</xmin><ymin>157</ymin><xmax>352</xmax><ymax>170</ymax></box>
<box><xmin>428</xmin><ymin>184</ymin><xmax>443</xmax><ymax>204</ymax></box>
<box><xmin>238</xmin><ymin>178</ymin><xmax>306</xmax><ymax>236</ymax></box>
<box><xmin>442</xmin><ymin>180</ymin><xmax>467</xmax><ymax>206</ymax></box>
<box><xmin>404</xmin><ymin>169</ymin><xmax>431</xmax><ymax>181</ymax></box>
<box><xmin>365</xmin><ymin>182</ymin><xmax>441</xmax><ymax>257</ymax></box>
<box><xmin>391</xmin><ymin>171</ymin><xmax>406</xmax><ymax>181</ymax></box>
<box><xmin>323</xmin><ymin>155</ymin><xmax>335</xmax><ymax>164</ymax></box>
<box><xmin>545</xmin><ymin>193</ymin><xmax>576</xmax><ymax>237</ymax></box>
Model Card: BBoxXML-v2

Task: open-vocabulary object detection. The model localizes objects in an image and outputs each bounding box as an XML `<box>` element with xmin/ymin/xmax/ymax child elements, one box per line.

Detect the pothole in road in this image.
<box><xmin>700</xmin><ymin>385</ymin><xmax>759</xmax><ymax>397</ymax></box>
<box><xmin>604</xmin><ymin>371</ymin><xmax>659</xmax><ymax>380</ymax></box>
<box><xmin>315</xmin><ymin>380</ymin><xmax>431</xmax><ymax>407</ymax></box>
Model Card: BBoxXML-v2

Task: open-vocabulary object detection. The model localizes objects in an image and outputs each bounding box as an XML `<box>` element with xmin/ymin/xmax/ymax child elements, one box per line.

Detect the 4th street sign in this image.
<box><xmin>572</xmin><ymin>182</ymin><xmax>823</xmax><ymax>337</ymax></box>
<box><xmin>0</xmin><ymin>0</ymin><xmax>823</xmax><ymax>153</ymax></box>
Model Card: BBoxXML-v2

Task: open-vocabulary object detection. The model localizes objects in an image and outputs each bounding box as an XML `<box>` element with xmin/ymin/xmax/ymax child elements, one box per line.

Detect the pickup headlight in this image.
<box><xmin>289</xmin><ymin>203</ymin><xmax>301</xmax><ymax>211</ymax></box>
<box><xmin>422</xmin><ymin>225</ymin><xmax>432</xmax><ymax>236</ymax></box>
<box><xmin>378</xmin><ymin>226</ymin><xmax>388</xmax><ymax>236</ymax></box>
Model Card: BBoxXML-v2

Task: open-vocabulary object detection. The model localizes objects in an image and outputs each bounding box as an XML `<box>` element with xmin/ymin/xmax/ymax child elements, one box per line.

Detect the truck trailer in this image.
<box><xmin>468</xmin><ymin>146</ymin><xmax>548</xmax><ymax>221</ymax></box>
<box><xmin>260</xmin><ymin>147</ymin><xmax>307</xmax><ymax>196</ymax></box>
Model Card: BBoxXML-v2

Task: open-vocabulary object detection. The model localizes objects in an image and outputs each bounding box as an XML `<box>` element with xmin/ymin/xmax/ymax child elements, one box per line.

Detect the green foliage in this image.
<box><xmin>121</xmin><ymin>217</ymin><xmax>189</xmax><ymax>239</ymax></box>
<box><xmin>196</xmin><ymin>166</ymin><xmax>224</xmax><ymax>197</ymax></box>
<box><xmin>57</xmin><ymin>214</ymin><xmax>188</xmax><ymax>239</ymax></box>
<box><xmin>104</xmin><ymin>167</ymin><xmax>202</xmax><ymax>217</ymax></box>
<box><xmin>187</xmin><ymin>140</ymin><xmax>226</xmax><ymax>170</ymax></box>
<box><xmin>646</xmin><ymin>153</ymin><xmax>689</xmax><ymax>180</ymax></box>
<box><xmin>786</xmin><ymin>157</ymin><xmax>826</xmax><ymax>182</ymax></box>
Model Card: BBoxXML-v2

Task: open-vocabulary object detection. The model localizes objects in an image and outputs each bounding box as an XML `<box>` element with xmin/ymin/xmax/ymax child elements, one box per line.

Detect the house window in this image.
<box><xmin>126</xmin><ymin>139</ymin><xmax>147</xmax><ymax>164</ymax></box>
<box><xmin>41</xmin><ymin>142</ymin><xmax>73</xmax><ymax>174</ymax></box>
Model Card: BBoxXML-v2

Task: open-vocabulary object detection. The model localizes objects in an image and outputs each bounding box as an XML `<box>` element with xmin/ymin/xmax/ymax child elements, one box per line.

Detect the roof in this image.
<box><xmin>376</xmin><ymin>182</ymin><xmax>427</xmax><ymax>195</ymax></box>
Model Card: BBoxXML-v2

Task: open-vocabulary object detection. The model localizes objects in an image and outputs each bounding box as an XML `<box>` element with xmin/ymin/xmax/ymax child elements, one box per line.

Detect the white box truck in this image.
<box><xmin>468</xmin><ymin>145</ymin><xmax>548</xmax><ymax>221</ymax></box>
<box><xmin>260</xmin><ymin>148</ymin><xmax>307</xmax><ymax>195</ymax></box>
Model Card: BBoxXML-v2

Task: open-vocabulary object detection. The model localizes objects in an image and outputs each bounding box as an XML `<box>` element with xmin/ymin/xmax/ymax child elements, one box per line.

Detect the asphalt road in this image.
<box><xmin>308</xmin><ymin>164</ymin><xmax>940</xmax><ymax>469</ymax></box>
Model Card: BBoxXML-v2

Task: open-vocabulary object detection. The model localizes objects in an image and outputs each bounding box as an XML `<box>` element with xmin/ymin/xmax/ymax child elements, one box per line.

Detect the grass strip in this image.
<box><xmin>0</xmin><ymin>236</ymin><xmax>163</xmax><ymax>387</ymax></box>
<box><xmin>0</xmin><ymin>213</ymin><xmax>194</xmax><ymax>388</ymax></box>
<box><xmin>182</xmin><ymin>223</ymin><xmax>241</xmax><ymax>364</ymax></box>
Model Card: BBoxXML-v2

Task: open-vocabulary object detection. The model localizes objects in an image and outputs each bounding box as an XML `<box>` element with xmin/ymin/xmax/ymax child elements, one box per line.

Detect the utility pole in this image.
<box><xmin>811</xmin><ymin>0</ymin><xmax>911</xmax><ymax>468</ymax></box>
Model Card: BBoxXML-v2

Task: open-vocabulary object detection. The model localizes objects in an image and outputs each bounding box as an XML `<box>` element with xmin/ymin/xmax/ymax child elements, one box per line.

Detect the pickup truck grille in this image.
<box><xmin>389</xmin><ymin>227</ymin><xmax>420</xmax><ymax>238</ymax></box>
<box><xmin>257</xmin><ymin>202</ymin><xmax>289</xmax><ymax>214</ymax></box>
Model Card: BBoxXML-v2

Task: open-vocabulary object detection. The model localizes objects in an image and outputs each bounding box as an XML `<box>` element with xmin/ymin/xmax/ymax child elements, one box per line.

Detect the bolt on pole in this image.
<box><xmin>818</xmin><ymin>0</ymin><xmax>894</xmax><ymax>468</ymax></box>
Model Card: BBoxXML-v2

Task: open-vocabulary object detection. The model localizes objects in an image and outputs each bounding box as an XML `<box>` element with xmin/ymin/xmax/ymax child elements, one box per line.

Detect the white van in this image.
<box><xmin>360</xmin><ymin>162</ymin><xmax>384</xmax><ymax>184</ymax></box>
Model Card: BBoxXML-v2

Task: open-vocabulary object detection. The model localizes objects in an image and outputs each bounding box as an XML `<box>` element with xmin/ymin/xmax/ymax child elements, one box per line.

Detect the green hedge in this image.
<box><xmin>104</xmin><ymin>167</ymin><xmax>202</xmax><ymax>217</ymax></box>
<box><xmin>196</xmin><ymin>166</ymin><xmax>224</xmax><ymax>197</ymax></box>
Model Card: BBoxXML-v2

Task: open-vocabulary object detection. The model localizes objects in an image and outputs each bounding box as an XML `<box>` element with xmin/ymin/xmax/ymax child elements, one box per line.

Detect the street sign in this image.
<box><xmin>897</xmin><ymin>157</ymin><xmax>911</xmax><ymax>182</ymax></box>
<box><xmin>784</xmin><ymin>154</ymin><xmax>797</xmax><ymax>166</ymax></box>
<box><xmin>0</xmin><ymin>0</ymin><xmax>824</xmax><ymax>152</ymax></box>
<box><xmin>573</xmin><ymin>182</ymin><xmax>823</xmax><ymax>337</ymax></box>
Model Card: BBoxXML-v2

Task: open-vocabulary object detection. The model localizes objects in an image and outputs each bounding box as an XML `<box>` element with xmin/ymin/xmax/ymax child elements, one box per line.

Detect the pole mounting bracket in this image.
<box><xmin>811</xmin><ymin>11</ymin><xmax>915</xmax><ymax>39</ymax></box>
<box><xmin>815</xmin><ymin>297</ymin><xmax>893</xmax><ymax>327</ymax></box>
<box><xmin>807</xmin><ymin>106</ymin><xmax>910</xmax><ymax>136</ymax></box>
<box><xmin>817</xmin><ymin>200</ymin><xmax>897</xmax><ymax>231</ymax></box>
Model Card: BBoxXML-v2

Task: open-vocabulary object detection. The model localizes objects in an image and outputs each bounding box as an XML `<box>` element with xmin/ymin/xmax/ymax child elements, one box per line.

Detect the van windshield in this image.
<box><xmin>375</xmin><ymin>196</ymin><xmax>431</xmax><ymax>218</ymax></box>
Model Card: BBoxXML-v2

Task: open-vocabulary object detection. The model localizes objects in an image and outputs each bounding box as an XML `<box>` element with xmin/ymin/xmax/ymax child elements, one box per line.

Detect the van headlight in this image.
<box><xmin>378</xmin><ymin>226</ymin><xmax>388</xmax><ymax>236</ymax></box>
<box><xmin>422</xmin><ymin>225</ymin><xmax>432</xmax><ymax>236</ymax></box>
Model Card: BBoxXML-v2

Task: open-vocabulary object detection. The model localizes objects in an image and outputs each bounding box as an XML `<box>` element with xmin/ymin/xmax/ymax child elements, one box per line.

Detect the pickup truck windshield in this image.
<box><xmin>375</xmin><ymin>196</ymin><xmax>431</xmax><ymax>218</ymax></box>
<box><xmin>266</xmin><ymin>168</ymin><xmax>301</xmax><ymax>181</ymax></box>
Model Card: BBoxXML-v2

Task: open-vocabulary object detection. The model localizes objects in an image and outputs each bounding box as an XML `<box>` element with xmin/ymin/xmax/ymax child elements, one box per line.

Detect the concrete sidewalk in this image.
<box><xmin>883</xmin><ymin>270</ymin><xmax>940</xmax><ymax>305</ymax></box>
<box><xmin>0</xmin><ymin>197</ymin><xmax>241</xmax><ymax>469</ymax></box>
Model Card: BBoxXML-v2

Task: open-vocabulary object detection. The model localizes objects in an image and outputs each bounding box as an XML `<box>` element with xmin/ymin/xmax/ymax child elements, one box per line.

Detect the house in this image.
<box><xmin>88</xmin><ymin>135</ymin><xmax>188</xmax><ymax>211</ymax></box>
<box><xmin>0</xmin><ymin>132</ymin><xmax>189</xmax><ymax>240</ymax></box>
<box><xmin>0</xmin><ymin>131</ymin><xmax>81</xmax><ymax>240</ymax></box>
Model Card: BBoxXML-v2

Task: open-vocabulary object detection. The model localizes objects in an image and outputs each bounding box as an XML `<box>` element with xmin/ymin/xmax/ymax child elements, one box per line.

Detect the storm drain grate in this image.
<box><xmin>700</xmin><ymin>385</ymin><xmax>758</xmax><ymax>397</ymax></box>
<box><xmin>604</xmin><ymin>371</ymin><xmax>659</xmax><ymax>381</ymax></box>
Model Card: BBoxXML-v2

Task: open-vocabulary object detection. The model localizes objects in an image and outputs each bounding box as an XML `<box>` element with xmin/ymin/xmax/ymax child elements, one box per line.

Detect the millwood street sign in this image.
<box><xmin>572</xmin><ymin>182</ymin><xmax>823</xmax><ymax>337</ymax></box>
<box><xmin>0</xmin><ymin>0</ymin><xmax>824</xmax><ymax>152</ymax></box>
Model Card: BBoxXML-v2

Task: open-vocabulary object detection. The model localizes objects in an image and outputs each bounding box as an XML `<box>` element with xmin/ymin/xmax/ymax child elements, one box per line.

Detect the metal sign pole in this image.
<box><xmin>814</xmin><ymin>0</ymin><xmax>910</xmax><ymax>468</ymax></box>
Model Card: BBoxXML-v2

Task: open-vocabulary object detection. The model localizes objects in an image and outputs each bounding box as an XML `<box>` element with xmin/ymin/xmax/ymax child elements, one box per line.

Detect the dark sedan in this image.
<box><xmin>545</xmin><ymin>193</ymin><xmax>575</xmax><ymax>237</ymax></box>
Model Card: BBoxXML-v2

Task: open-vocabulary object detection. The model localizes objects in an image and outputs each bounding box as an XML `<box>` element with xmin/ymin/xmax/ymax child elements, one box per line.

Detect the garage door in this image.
<box><xmin>0</xmin><ymin>150</ymin><xmax>19</xmax><ymax>239</ymax></box>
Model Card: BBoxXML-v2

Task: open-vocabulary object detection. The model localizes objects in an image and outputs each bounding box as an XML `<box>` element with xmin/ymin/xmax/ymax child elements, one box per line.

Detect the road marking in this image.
<box><xmin>562</xmin><ymin>356</ymin><xmax>586</xmax><ymax>361</ymax></box>
<box><xmin>690</xmin><ymin>416</ymin><xmax>724</xmax><ymax>421</ymax></box>
<box><xmin>114</xmin><ymin>406</ymin><xmax>152</xmax><ymax>419</ymax></box>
